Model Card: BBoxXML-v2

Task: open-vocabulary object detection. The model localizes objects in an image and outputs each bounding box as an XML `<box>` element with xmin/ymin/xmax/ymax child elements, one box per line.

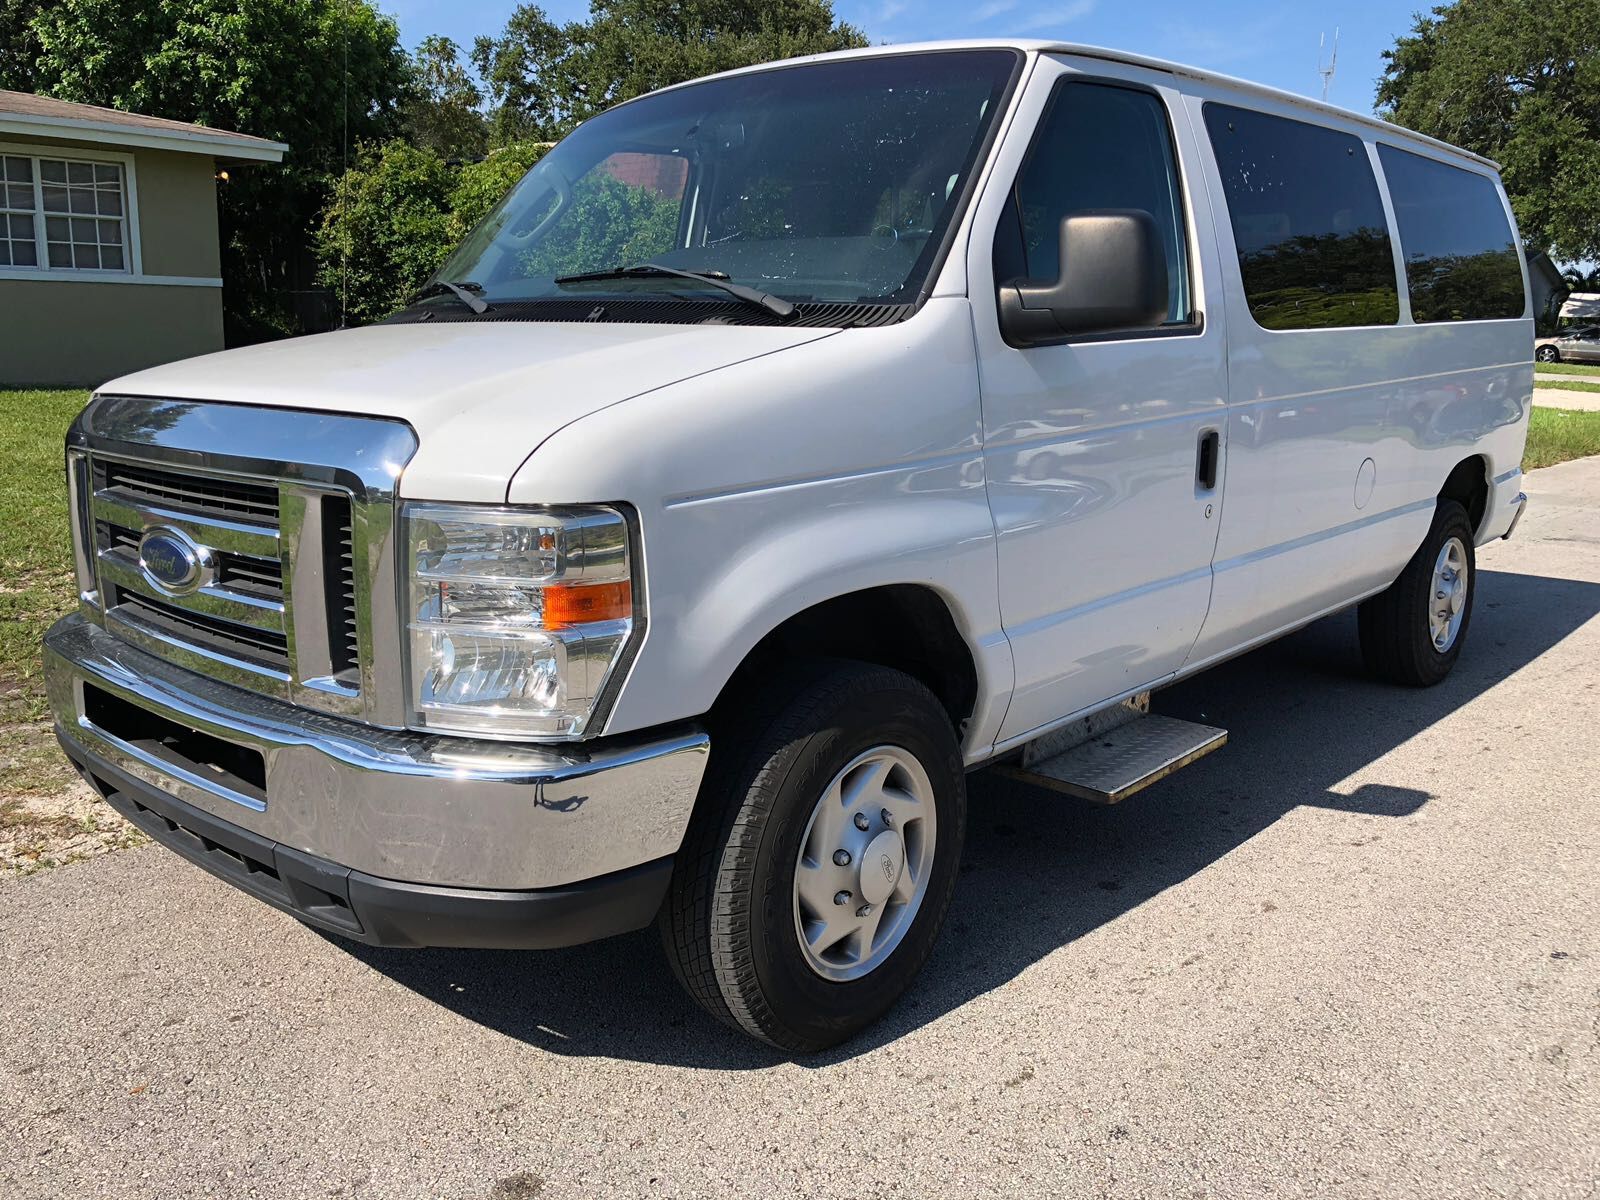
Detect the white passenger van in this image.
<box><xmin>45</xmin><ymin>41</ymin><xmax>1532</xmax><ymax>1051</ymax></box>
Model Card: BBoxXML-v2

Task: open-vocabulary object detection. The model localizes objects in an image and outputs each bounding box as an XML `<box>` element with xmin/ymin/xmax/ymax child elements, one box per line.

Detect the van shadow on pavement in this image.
<box><xmin>337</xmin><ymin>568</ymin><xmax>1600</xmax><ymax>1068</ymax></box>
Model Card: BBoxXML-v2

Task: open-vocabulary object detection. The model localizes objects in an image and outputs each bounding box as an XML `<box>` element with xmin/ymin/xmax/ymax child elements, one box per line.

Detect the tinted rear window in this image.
<box><xmin>1204</xmin><ymin>104</ymin><xmax>1399</xmax><ymax>331</ymax></box>
<box><xmin>1376</xmin><ymin>144</ymin><xmax>1525</xmax><ymax>323</ymax></box>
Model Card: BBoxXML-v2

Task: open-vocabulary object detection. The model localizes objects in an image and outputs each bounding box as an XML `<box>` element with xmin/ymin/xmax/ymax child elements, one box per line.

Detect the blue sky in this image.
<box><xmin>384</xmin><ymin>0</ymin><xmax>1423</xmax><ymax>115</ymax></box>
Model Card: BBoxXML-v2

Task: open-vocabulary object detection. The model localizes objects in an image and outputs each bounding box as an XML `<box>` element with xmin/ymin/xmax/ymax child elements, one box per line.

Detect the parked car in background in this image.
<box><xmin>1536</xmin><ymin>326</ymin><xmax>1600</xmax><ymax>362</ymax></box>
<box><xmin>44</xmin><ymin>39</ymin><xmax>1533</xmax><ymax>1052</ymax></box>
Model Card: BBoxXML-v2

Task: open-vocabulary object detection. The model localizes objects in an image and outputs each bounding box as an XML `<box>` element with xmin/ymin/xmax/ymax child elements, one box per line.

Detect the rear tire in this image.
<box><xmin>659</xmin><ymin>661</ymin><xmax>965</xmax><ymax>1052</ymax></box>
<box><xmin>1358</xmin><ymin>499</ymin><xmax>1476</xmax><ymax>686</ymax></box>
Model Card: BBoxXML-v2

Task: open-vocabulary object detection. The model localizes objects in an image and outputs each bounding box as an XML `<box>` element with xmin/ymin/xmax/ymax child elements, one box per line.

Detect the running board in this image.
<box><xmin>997</xmin><ymin>712</ymin><xmax>1227</xmax><ymax>805</ymax></box>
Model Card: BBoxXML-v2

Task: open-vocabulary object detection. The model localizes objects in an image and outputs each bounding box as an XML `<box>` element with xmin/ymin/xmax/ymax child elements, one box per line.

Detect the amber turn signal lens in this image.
<box><xmin>542</xmin><ymin>580</ymin><xmax>633</xmax><ymax>629</ymax></box>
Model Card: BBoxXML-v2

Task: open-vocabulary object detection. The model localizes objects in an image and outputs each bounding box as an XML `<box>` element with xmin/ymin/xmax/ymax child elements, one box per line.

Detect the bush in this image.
<box><xmin>315</xmin><ymin>140</ymin><xmax>549</xmax><ymax>326</ymax></box>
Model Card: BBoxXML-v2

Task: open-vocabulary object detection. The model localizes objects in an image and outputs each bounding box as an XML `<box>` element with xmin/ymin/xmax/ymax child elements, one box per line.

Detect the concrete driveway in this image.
<box><xmin>3</xmin><ymin>459</ymin><xmax>1598</xmax><ymax>1199</ymax></box>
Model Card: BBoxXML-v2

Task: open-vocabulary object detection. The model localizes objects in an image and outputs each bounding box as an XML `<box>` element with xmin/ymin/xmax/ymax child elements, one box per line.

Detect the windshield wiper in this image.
<box><xmin>554</xmin><ymin>263</ymin><xmax>796</xmax><ymax>319</ymax></box>
<box><xmin>415</xmin><ymin>279</ymin><xmax>491</xmax><ymax>315</ymax></box>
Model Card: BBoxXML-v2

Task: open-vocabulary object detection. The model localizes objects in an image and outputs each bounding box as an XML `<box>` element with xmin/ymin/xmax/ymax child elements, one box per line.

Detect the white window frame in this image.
<box><xmin>0</xmin><ymin>140</ymin><xmax>146</xmax><ymax>282</ymax></box>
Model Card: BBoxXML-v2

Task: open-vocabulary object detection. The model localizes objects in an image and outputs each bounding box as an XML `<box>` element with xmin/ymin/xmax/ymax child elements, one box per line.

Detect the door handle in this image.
<box><xmin>1196</xmin><ymin>429</ymin><xmax>1220</xmax><ymax>490</ymax></box>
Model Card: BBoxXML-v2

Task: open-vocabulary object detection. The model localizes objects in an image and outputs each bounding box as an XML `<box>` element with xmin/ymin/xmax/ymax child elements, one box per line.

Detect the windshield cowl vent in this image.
<box><xmin>383</xmin><ymin>298</ymin><xmax>914</xmax><ymax>330</ymax></box>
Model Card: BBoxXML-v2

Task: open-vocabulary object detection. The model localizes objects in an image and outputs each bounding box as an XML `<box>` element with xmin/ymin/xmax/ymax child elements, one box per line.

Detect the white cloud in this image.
<box><xmin>1011</xmin><ymin>0</ymin><xmax>1097</xmax><ymax>34</ymax></box>
<box><xmin>973</xmin><ymin>0</ymin><xmax>1020</xmax><ymax>19</ymax></box>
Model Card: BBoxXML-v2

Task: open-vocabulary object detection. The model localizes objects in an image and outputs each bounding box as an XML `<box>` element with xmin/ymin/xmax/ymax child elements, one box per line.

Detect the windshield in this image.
<box><xmin>433</xmin><ymin>50</ymin><xmax>1019</xmax><ymax>311</ymax></box>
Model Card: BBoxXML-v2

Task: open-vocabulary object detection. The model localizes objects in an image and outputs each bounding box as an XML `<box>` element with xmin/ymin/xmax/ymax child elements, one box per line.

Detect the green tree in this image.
<box><xmin>314</xmin><ymin>140</ymin><xmax>551</xmax><ymax>325</ymax></box>
<box><xmin>1377</xmin><ymin>0</ymin><xmax>1600</xmax><ymax>262</ymax></box>
<box><xmin>0</xmin><ymin>0</ymin><xmax>43</xmax><ymax>90</ymax></box>
<box><xmin>26</xmin><ymin>0</ymin><xmax>412</xmax><ymax>336</ymax></box>
<box><xmin>516</xmin><ymin>172</ymin><xmax>681</xmax><ymax>279</ymax></box>
<box><xmin>405</xmin><ymin>35</ymin><xmax>488</xmax><ymax>161</ymax></box>
<box><xmin>448</xmin><ymin>141</ymin><xmax>549</xmax><ymax>239</ymax></box>
<box><xmin>472</xmin><ymin>0</ymin><xmax>868</xmax><ymax>144</ymax></box>
<box><xmin>1564</xmin><ymin>266</ymin><xmax>1600</xmax><ymax>292</ymax></box>
<box><xmin>313</xmin><ymin>140</ymin><xmax>455</xmax><ymax>327</ymax></box>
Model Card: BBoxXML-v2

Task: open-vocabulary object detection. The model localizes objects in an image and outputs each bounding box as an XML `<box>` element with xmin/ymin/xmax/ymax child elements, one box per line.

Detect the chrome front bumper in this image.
<box><xmin>44</xmin><ymin>614</ymin><xmax>709</xmax><ymax>892</ymax></box>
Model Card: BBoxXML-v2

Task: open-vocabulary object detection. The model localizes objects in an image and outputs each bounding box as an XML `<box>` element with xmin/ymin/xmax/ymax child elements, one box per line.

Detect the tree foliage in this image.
<box><xmin>405</xmin><ymin>35</ymin><xmax>488</xmax><ymax>161</ymax></box>
<box><xmin>1377</xmin><ymin>0</ymin><xmax>1600</xmax><ymax>261</ymax></box>
<box><xmin>22</xmin><ymin>0</ymin><xmax>412</xmax><ymax>336</ymax></box>
<box><xmin>1239</xmin><ymin>229</ymin><xmax>1402</xmax><ymax>330</ymax></box>
<box><xmin>517</xmin><ymin>171</ymin><xmax>681</xmax><ymax>279</ymax></box>
<box><xmin>0</xmin><ymin>0</ymin><xmax>44</xmax><ymax>91</ymax></box>
<box><xmin>313</xmin><ymin>141</ymin><xmax>454</xmax><ymax>327</ymax></box>
<box><xmin>1565</xmin><ymin>266</ymin><xmax>1600</xmax><ymax>292</ymax></box>
<box><xmin>314</xmin><ymin>140</ymin><xmax>551</xmax><ymax>326</ymax></box>
<box><xmin>472</xmin><ymin>0</ymin><xmax>868</xmax><ymax>144</ymax></box>
<box><xmin>448</xmin><ymin>141</ymin><xmax>548</xmax><ymax>237</ymax></box>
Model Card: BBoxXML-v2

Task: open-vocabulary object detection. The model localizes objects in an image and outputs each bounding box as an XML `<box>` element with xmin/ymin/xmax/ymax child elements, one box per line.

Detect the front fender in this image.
<box><xmin>507</xmin><ymin>299</ymin><xmax>1014</xmax><ymax>759</ymax></box>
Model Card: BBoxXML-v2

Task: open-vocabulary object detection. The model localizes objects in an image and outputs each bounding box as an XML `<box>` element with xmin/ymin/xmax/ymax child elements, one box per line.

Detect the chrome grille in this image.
<box><xmin>70</xmin><ymin>396</ymin><xmax>419</xmax><ymax>728</ymax></box>
<box><xmin>98</xmin><ymin>460</ymin><xmax>280</xmax><ymax>522</ymax></box>
<box><xmin>324</xmin><ymin>496</ymin><xmax>360</xmax><ymax>678</ymax></box>
<box><xmin>99</xmin><ymin>520</ymin><xmax>285</xmax><ymax>599</ymax></box>
<box><xmin>90</xmin><ymin>459</ymin><xmax>303</xmax><ymax>688</ymax></box>
<box><xmin>112</xmin><ymin>587</ymin><xmax>293</xmax><ymax>673</ymax></box>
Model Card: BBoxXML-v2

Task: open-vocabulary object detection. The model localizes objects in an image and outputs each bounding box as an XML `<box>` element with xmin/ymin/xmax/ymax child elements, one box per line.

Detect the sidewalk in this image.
<box><xmin>1536</xmin><ymin>388</ymin><xmax>1600</xmax><ymax>412</ymax></box>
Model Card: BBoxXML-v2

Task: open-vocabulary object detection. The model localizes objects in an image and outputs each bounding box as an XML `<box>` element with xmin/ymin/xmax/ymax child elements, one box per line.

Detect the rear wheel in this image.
<box><xmin>1536</xmin><ymin>345</ymin><xmax>1560</xmax><ymax>363</ymax></box>
<box><xmin>659</xmin><ymin>661</ymin><xmax>965</xmax><ymax>1052</ymax></box>
<box><xmin>1358</xmin><ymin>499</ymin><xmax>1476</xmax><ymax>686</ymax></box>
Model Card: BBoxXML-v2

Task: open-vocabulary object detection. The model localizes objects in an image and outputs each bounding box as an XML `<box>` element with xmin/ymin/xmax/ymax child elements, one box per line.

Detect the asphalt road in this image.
<box><xmin>4</xmin><ymin>459</ymin><xmax>1598</xmax><ymax>1199</ymax></box>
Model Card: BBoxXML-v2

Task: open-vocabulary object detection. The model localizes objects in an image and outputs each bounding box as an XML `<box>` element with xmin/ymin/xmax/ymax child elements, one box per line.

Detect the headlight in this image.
<box><xmin>403</xmin><ymin>503</ymin><xmax>636</xmax><ymax>739</ymax></box>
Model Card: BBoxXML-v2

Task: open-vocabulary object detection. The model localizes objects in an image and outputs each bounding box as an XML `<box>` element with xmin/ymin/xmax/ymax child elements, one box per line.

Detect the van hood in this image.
<box><xmin>102</xmin><ymin>321</ymin><xmax>838</xmax><ymax>501</ymax></box>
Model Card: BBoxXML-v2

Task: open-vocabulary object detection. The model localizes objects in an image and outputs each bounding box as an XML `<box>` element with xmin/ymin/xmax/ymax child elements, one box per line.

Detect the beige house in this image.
<box><xmin>0</xmin><ymin>91</ymin><xmax>286</xmax><ymax>387</ymax></box>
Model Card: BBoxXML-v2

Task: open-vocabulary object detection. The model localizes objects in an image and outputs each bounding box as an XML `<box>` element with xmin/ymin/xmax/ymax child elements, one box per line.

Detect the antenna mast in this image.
<box><xmin>1318</xmin><ymin>28</ymin><xmax>1340</xmax><ymax>102</ymax></box>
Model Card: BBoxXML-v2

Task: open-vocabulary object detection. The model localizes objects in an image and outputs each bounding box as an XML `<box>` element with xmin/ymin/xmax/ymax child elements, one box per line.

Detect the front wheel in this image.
<box><xmin>1358</xmin><ymin>499</ymin><xmax>1476</xmax><ymax>686</ymax></box>
<box><xmin>660</xmin><ymin>661</ymin><xmax>965</xmax><ymax>1052</ymax></box>
<box><xmin>1536</xmin><ymin>345</ymin><xmax>1560</xmax><ymax>363</ymax></box>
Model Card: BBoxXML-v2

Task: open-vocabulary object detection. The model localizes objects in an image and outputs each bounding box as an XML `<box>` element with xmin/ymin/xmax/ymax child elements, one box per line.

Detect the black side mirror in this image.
<box><xmin>998</xmin><ymin>209</ymin><xmax>1169</xmax><ymax>347</ymax></box>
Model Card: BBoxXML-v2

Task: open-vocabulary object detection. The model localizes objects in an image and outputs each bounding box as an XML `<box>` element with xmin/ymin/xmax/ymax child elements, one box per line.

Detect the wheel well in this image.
<box><xmin>716</xmin><ymin>585</ymin><xmax>979</xmax><ymax>732</ymax></box>
<box><xmin>1439</xmin><ymin>455</ymin><xmax>1489</xmax><ymax>534</ymax></box>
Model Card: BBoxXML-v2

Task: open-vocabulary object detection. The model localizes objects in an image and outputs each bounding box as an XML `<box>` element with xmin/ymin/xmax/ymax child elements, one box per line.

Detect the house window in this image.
<box><xmin>0</xmin><ymin>153</ymin><xmax>129</xmax><ymax>272</ymax></box>
<box><xmin>0</xmin><ymin>156</ymin><xmax>38</xmax><ymax>267</ymax></box>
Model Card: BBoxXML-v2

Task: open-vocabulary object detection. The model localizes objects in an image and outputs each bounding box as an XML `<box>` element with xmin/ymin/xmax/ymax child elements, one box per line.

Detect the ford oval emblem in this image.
<box><xmin>138</xmin><ymin>527</ymin><xmax>208</xmax><ymax>595</ymax></box>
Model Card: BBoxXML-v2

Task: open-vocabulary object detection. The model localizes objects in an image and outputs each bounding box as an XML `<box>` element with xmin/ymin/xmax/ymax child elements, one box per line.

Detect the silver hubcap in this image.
<box><xmin>1429</xmin><ymin>536</ymin><xmax>1469</xmax><ymax>652</ymax></box>
<box><xmin>792</xmin><ymin>746</ymin><xmax>937</xmax><ymax>982</ymax></box>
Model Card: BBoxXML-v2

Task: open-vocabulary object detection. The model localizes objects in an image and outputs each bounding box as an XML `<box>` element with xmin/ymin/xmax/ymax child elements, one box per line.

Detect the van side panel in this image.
<box><xmin>1180</xmin><ymin>88</ymin><xmax>1533</xmax><ymax>667</ymax></box>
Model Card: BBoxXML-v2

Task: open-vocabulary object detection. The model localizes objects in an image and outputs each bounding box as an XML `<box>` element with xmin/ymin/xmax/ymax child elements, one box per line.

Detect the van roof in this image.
<box><xmin>657</xmin><ymin>38</ymin><xmax>1500</xmax><ymax>173</ymax></box>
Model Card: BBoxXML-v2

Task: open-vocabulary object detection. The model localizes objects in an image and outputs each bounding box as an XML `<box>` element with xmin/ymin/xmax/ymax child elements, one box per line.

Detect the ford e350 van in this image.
<box><xmin>44</xmin><ymin>41</ymin><xmax>1532</xmax><ymax>1051</ymax></box>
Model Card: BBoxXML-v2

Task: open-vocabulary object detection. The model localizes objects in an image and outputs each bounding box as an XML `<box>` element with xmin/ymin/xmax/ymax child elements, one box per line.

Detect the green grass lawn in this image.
<box><xmin>0</xmin><ymin>390</ymin><xmax>90</xmax><ymax>811</ymax></box>
<box><xmin>0</xmin><ymin>390</ymin><xmax>88</xmax><ymax>698</ymax></box>
<box><xmin>1536</xmin><ymin>359</ymin><xmax>1600</xmax><ymax>378</ymax></box>
<box><xmin>1524</xmin><ymin>406</ymin><xmax>1600</xmax><ymax>471</ymax></box>
<box><xmin>1534</xmin><ymin>378</ymin><xmax>1600</xmax><ymax>395</ymax></box>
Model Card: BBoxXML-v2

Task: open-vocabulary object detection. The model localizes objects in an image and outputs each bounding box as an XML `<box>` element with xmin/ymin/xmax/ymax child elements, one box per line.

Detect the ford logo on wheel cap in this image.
<box><xmin>138</xmin><ymin>526</ymin><xmax>210</xmax><ymax>596</ymax></box>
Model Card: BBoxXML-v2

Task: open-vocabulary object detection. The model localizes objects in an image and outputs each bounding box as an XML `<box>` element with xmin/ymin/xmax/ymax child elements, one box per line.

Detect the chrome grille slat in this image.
<box><xmin>98</xmin><ymin>460</ymin><xmax>279</xmax><ymax>522</ymax></box>
<box><xmin>97</xmin><ymin>551</ymin><xmax>285</xmax><ymax>629</ymax></box>
<box><xmin>112</xmin><ymin>590</ymin><xmax>291</xmax><ymax>671</ymax></box>
<box><xmin>93</xmin><ymin>493</ymin><xmax>279</xmax><ymax>559</ymax></box>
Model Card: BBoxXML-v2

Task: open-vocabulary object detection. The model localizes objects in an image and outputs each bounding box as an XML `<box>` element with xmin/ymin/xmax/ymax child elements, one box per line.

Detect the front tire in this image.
<box><xmin>1536</xmin><ymin>345</ymin><xmax>1560</xmax><ymax>363</ymax></box>
<box><xmin>660</xmin><ymin>661</ymin><xmax>965</xmax><ymax>1052</ymax></box>
<box><xmin>1358</xmin><ymin>499</ymin><xmax>1476</xmax><ymax>686</ymax></box>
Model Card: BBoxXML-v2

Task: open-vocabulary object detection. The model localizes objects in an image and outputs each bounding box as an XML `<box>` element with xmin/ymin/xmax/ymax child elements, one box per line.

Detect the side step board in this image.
<box><xmin>996</xmin><ymin>699</ymin><xmax>1227</xmax><ymax>805</ymax></box>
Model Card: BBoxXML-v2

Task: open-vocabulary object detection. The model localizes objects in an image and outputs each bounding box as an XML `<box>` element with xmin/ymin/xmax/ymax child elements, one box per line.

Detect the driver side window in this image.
<box><xmin>995</xmin><ymin>80</ymin><xmax>1193</xmax><ymax>327</ymax></box>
